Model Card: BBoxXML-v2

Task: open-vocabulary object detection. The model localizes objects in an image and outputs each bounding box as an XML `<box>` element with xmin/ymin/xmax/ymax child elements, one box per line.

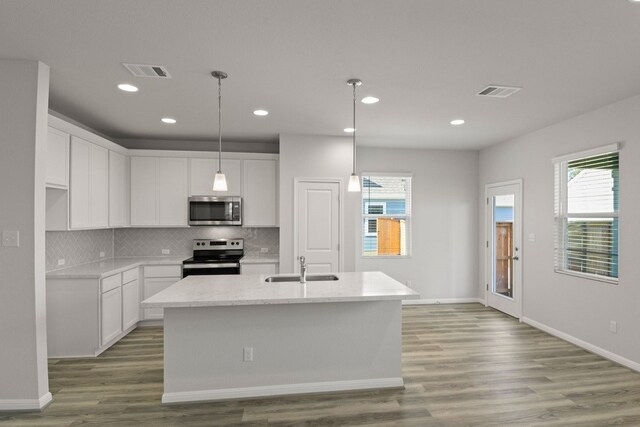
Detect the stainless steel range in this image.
<box><xmin>182</xmin><ymin>239</ymin><xmax>244</xmax><ymax>278</ymax></box>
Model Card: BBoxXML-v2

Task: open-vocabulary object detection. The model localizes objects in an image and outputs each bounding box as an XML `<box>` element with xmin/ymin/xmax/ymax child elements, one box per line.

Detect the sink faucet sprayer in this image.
<box><xmin>299</xmin><ymin>256</ymin><xmax>307</xmax><ymax>283</ymax></box>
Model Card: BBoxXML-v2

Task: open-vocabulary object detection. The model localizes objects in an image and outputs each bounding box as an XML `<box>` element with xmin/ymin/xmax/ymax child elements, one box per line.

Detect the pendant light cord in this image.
<box><xmin>352</xmin><ymin>82</ymin><xmax>357</xmax><ymax>174</ymax></box>
<box><xmin>217</xmin><ymin>76</ymin><xmax>222</xmax><ymax>174</ymax></box>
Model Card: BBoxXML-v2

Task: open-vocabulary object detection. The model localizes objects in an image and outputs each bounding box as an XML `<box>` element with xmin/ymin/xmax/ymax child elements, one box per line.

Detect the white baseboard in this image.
<box><xmin>522</xmin><ymin>317</ymin><xmax>640</xmax><ymax>373</ymax></box>
<box><xmin>0</xmin><ymin>392</ymin><xmax>52</xmax><ymax>412</ymax></box>
<box><xmin>403</xmin><ymin>298</ymin><xmax>483</xmax><ymax>305</ymax></box>
<box><xmin>162</xmin><ymin>377</ymin><xmax>404</xmax><ymax>404</ymax></box>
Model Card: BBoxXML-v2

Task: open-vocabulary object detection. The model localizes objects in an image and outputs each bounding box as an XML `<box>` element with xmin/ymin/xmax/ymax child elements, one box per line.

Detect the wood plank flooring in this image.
<box><xmin>2</xmin><ymin>304</ymin><xmax>640</xmax><ymax>426</ymax></box>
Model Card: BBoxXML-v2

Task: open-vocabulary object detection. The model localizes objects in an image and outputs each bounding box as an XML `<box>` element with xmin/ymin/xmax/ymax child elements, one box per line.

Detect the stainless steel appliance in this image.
<box><xmin>188</xmin><ymin>196</ymin><xmax>242</xmax><ymax>226</ymax></box>
<box><xmin>182</xmin><ymin>239</ymin><xmax>244</xmax><ymax>278</ymax></box>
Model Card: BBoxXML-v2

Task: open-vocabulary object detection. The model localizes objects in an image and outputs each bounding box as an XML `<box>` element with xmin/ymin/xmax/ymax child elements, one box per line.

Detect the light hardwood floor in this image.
<box><xmin>3</xmin><ymin>304</ymin><xmax>640</xmax><ymax>426</ymax></box>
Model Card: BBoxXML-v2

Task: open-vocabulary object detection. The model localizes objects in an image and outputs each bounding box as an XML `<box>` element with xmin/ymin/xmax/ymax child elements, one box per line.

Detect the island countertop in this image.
<box><xmin>141</xmin><ymin>271</ymin><xmax>419</xmax><ymax>308</ymax></box>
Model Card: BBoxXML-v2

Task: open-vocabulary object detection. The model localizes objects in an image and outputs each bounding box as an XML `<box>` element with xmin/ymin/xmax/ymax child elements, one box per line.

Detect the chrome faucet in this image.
<box><xmin>299</xmin><ymin>256</ymin><xmax>307</xmax><ymax>283</ymax></box>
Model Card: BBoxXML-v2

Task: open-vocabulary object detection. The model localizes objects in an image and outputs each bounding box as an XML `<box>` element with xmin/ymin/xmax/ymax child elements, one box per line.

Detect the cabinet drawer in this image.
<box><xmin>144</xmin><ymin>265</ymin><xmax>181</xmax><ymax>278</ymax></box>
<box><xmin>101</xmin><ymin>273</ymin><xmax>122</xmax><ymax>293</ymax></box>
<box><xmin>122</xmin><ymin>268</ymin><xmax>138</xmax><ymax>284</ymax></box>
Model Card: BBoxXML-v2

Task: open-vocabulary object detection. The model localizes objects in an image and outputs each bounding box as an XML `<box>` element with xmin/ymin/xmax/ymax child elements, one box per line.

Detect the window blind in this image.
<box><xmin>554</xmin><ymin>151</ymin><xmax>619</xmax><ymax>281</ymax></box>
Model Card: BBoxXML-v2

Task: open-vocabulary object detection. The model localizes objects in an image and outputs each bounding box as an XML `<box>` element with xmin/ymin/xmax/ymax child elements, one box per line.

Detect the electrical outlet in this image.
<box><xmin>405</xmin><ymin>280</ymin><xmax>412</xmax><ymax>288</ymax></box>
<box><xmin>57</xmin><ymin>259</ymin><xmax>66</xmax><ymax>266</ymax></box>
<box><xmin>528</xmin><ymin>233</ymin><xmax>536</xmax><ymax>242</ymax></box>
<box><xmin>260</xmin><ymin>248</ymin><xmax>269</xmax><ymax>253</ymax></box>
<box><xmin>99</xmin><ymin>251</ymin><xmax>105</xmax><ymax>258</ymax></box>
<box><xmin>243</xmin><ymin>347</ymin><xmax>254</xmax><ymax>362</ymax></box>
<box><xmin>162</xmin><ymin>249</ymin><xmax>170</xmax><ymax>255</ymax></box>
<box><xmin>610</xmin><ymin>321</ymin><xmax>617</xmax><ymax>334</ymax></box>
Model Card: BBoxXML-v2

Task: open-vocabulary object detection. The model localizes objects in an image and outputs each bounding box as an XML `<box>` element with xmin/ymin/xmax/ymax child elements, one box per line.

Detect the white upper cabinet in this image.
<box><xmin>109</xmin><ymin>151</ymin><xmax>129</xmax><ymax>227</ymax></box>
<box><xmin>45</xmin><ymin>127</ymin><xmax>69</xmax><ymax>188</ymax></box>
<box><xmin>70</xmin><ymin>136</ymin><xmax>109</xmax><ymax>229</ymax></box>
<box><xmin>130</xmin><ymin>157</ymin><xmax>157</xmax><ymax>225</ymax></box>
<box><xmin>189</xmin><ymin>158</ymin><xmax>242</xmax><ymax>197</ymax></box>
<box><xmin>158</xmin><ymin>158</ymin><xmax>188</xmax><ymax>226</ymax></box>
<box><xmin>70</xmin><ymin>137</ymin><xmax>91</xmax><ymax>228</ymax></box>
<box><xmin>242</xmin><ymin>159</ymin><xmax>278</xmax><ymax>227</ymax></box>
<box><xmin>90</xmin><ymin>145</ymin><xmax>109</xmax><ymax>228</ymax></box>
<box><xmin>130</xmin><ymin>156</ymin><xmax>188</xmax><ymax>227</ymax></box>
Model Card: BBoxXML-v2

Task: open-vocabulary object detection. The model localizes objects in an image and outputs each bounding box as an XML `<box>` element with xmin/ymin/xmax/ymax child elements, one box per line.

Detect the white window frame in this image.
<box><xmin>553</xmin><ymin>143</ymin><xmax>619</xmax><ymax>284</ymax></box>
<box><xmin>361</xmin><ymin>174</ymin><xmax>412</xmax><ymax>258</ymax></box>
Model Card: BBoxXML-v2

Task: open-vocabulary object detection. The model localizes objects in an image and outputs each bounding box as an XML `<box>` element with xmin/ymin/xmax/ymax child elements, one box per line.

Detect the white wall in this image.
<box><xmin>279</xmin><ymin>134</ymin><xmax>358</xmax><ymax>273</ymax></box>
<box><xmin>478</xmin><ymin>94</ymin><xmax>640</xmax><ymax>366</ymax></box>
<box><xmin>356</xmin><ymin>148</ymin><xmax>479</xmax><ymax>301</ymax></box>
<box><xmin>0</xmin><ymin>60</ymin><xmax>51</xmax><ymax>409</ymax></box>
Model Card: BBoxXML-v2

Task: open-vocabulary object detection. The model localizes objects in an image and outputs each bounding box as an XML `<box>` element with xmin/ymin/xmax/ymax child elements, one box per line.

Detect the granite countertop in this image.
<box><xmin>142</xmin><ymin>271</ymin><xmax>420</xmax><ymax>308</ymax></box>
<box><xmin>239</xmin><ymin>256</ymin><xmax>279</xmax><ymax>264</ymax></box>
<box><xmin>46</xmin><ymin>257</ymin><xmax>185</xmax><ymax>279</ymax></box>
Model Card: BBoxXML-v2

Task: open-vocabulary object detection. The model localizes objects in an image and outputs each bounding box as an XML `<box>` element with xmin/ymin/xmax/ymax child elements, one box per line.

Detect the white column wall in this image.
<box><xmin>279</xmin><ymin>134</ymin><xmax>357</xmax><ymax>273</ymax></box>
<box><xmin>356</xmin><ymin>147</ymin><xmax>479</xmax><ymax>301</ymax></box>
<box><xmin>478</xmin><ymin>94</ymin><xmax>640</xmax><ymax>366</ymax></box>
<box><xmin>0</xmin><ymin>60</ymin><xmax>51</xmax><ymax>409</ymax></box>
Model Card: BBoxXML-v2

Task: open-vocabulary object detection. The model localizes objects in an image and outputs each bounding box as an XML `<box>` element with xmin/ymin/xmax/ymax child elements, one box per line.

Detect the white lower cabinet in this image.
<box><xmin>143</xmin><ymin>265</ymin><xmax>182</xmax><ymax>320</ymax></box>
<box><xmin>46</xmin><ymin>266</ymin><xmax>141</xmax><ymax>358</ymax></box>
<box><xmin>122</xmin><ymin>279</ymin><xmax>140</xmax><ymax>330</ymax></box>
<box><xmin>101</xmin><ymin>286</ymin><xmax>122</xmax><ymax>346</ymax></box>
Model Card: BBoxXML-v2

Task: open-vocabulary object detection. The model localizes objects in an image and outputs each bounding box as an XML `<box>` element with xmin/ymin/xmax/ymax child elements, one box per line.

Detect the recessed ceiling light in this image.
<box><xmin>628</xmin><ymin>0</ymin><xmax>640</xmax><ymax>3</ymax></box>
<box><xmin>344</xmin><ymin>127</ymin><xmax>355</xmax><ymax>133</ymax></box>
<box><xmin>450</xmin><ymin>119</ymin><xmax>465</xmax><ymax>126</ymax></box>
<box><xmin>253</xmin><ymin>109</ymin><xmax>269</xmax><ymax>116</ymax></box>
<box><xmin>117</xmin><ymin>83</ymin><xmax>138</xmax><ymax>92</ymax></box>
<box><xmin>361</xmin><ymin>96</ymin><xmax>379</xmax><ymax>104</ymax></box>
<box><xmin>161</xmin><ymin>117</ymin><xmax>177</xmax><ymax>124</ymax></box>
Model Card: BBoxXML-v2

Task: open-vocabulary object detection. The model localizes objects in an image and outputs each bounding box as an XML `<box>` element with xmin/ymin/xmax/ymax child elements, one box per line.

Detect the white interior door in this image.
<box><xmin>486</xmin><ymin>180</ymin><xmax>523</xmax><ymax>319</ymax></box>
<box><xmin>296</xmin><ymin>180</ymin><xmax>341</xmax><ymax>274</ymax></box>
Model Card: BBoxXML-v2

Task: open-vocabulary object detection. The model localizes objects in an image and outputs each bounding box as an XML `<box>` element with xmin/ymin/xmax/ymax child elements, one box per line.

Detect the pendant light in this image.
<box><xmin>347</xmin><ymin>78</ymin><xmax>362</xmax><ymax>192</ymax></box>
<box><xmin>212</xmin><ymin>71</ymin><xmax>228</xmax><ymax>192</ymax></box>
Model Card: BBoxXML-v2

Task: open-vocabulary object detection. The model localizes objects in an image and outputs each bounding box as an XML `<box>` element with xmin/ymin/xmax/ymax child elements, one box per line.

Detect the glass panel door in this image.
<box><xmin>486</xmin><ymin>180</ymin><xmax>522</xmax><ymax>319</ymax></box>
<box><xmin>494</xmin><ymin>194</ymin><xmax>515</xmax><ymax>299</ymax></box>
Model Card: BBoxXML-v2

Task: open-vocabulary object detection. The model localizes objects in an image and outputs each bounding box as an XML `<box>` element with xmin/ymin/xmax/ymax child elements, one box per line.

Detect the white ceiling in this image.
<box><xmin>2</xmin><ymin>0</ymin><xmax>640</xmax><ymax>150</ymax></box>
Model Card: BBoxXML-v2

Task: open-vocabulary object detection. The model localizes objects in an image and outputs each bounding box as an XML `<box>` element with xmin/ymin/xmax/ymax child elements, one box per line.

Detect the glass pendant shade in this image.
<box><xmin>348</xmin><ymin>173</ymin><xmax>361</xmax><ymax>192</ymax></box>
<box><xmin>213</xmin><ymin>172</ymin><xmax>228</xmax><ymax>192</ymax></box>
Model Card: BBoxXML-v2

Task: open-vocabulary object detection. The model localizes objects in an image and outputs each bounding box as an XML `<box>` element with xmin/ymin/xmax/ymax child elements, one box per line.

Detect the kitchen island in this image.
<box><xmin>142</xmin><ymin>271</ymin><xmax>419</xmax><ymax>404</ymax></box>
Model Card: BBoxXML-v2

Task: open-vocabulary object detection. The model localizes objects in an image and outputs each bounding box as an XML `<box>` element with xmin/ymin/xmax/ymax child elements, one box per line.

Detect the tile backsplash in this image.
<box><xmin>46</xmin><ymin>229</ymin><xmax>114</xmax><ymax>271</ymax></box>
<box><xmin>46</xmin><ymin>227</ymin><xmax>279</xmax><ymax>271</ymax></box>
<box><xmin>114</xmin><ymin>228</ymin><xmax>279</xmax><ymax>258</ymax></box>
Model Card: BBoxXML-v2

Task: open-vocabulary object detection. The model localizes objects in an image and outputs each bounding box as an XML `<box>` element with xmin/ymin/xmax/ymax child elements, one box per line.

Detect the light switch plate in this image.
<box><xmin>2</xmin><ymin>230</ymin><xmax>19</xmax><ymax>247</ymax></box>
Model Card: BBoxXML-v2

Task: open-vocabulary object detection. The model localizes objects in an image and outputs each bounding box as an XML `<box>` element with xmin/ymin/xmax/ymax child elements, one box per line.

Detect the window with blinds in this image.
<box><xmin>554</xmin><ymin>148</ymin><xmax>619</xmax><ymax>283</ymax></box>
<box><xmin>362</xmin><ymin>175</ymin><xmax>411</xmax><ymax>257</ymax></box>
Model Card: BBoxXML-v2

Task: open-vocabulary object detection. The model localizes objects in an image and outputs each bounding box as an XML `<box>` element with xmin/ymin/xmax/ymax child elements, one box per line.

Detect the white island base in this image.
<box><xmin>142</xmin><ymin>271</ymin><xmax>419</xmax><ymax>404</ymax></box>
<box><xmin>162</xmin><ymin>300</ymin><xmax>403</xmax><ymax>403</ymax></box>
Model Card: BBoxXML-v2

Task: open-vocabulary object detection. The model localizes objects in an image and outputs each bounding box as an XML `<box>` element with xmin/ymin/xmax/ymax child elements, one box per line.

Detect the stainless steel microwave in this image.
<box><xmin>188</xmin><ymin>196</ymin><xmax>242</xmax><ymax>226</ymax></box>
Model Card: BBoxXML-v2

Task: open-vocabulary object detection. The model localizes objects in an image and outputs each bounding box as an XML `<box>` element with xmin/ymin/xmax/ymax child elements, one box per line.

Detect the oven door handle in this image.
<box><xmin>183</xmin><ymin>263</ymin><xmax>240</xmax><ymax>269</ymax></box>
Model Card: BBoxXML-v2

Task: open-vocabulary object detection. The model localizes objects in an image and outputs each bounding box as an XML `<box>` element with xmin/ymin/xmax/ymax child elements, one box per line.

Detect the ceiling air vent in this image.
<box><xmin>476</xmin><ymin>85</ymin><xmax>521</xmax><ymax>98</ymax></box>
<box><xmin>122</xmin><ymin>63</ymin><xmax>172</xmax><ymax>78</ymax></box>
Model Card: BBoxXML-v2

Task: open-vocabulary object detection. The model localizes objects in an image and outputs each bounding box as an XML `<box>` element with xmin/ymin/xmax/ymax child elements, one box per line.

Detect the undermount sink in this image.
<box><xmin>265</xmin><ymin>274</ymin><xmax>339</xmax><ymax>283</ymax></box>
